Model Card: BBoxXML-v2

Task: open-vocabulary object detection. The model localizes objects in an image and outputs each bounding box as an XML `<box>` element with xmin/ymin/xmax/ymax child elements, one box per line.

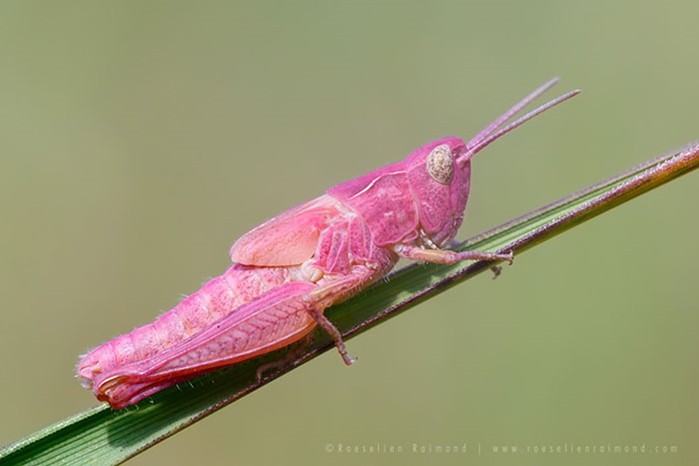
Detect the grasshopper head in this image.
<box><xmin>404</xmin><ymin>137</ymin><xmax>471</xmax><ymax>247</ymax></box>
<box><xmin>405</xmin><ymin>79</ymin><xmax>580</xmax><ymax>248</ymax></box>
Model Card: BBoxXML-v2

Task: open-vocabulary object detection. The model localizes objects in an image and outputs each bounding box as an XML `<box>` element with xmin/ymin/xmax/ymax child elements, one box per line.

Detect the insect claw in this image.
<box><xmin>337</xmin><ymin>345</ymin><xmax>357</xmax><ymax>366</ymax></box>
<box><xmin>306</xmin><ymin>308</ymin><xmax>356</xmax><ymax>366</ymax></box>
<box><xmin>500</xmin><ymin>250</ymin><xmax>514</xmax><ymax>265</ymax></box>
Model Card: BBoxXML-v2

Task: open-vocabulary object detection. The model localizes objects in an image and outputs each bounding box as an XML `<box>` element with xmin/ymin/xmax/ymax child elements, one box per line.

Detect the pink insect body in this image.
<box><xmin>78</xmin><ymin>79</ymin><xmax>579</xmax><ymax>408</ymax></box>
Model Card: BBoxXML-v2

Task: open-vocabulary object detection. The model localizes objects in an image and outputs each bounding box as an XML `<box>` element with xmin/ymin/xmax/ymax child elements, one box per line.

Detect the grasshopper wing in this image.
<box><xmin>230</xmin><ymin>195</ymin><xmax>341</xmax><ymax>266</ymax></box>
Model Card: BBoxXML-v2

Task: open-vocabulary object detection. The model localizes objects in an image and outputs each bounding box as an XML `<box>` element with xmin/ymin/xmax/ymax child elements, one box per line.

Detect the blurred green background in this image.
<box><xmin>1</xmin><ymin>1</ymin><xmax>698</xmax><ymax>465</ymax></box>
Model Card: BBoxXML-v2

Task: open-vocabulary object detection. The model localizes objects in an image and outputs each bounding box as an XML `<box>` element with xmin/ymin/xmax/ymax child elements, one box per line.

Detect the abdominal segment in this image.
<box><xmin>92</xmin><ymin>281</ymin><xmax>318</xmax><ymax>408</ymax></box>
<box><xmin>77</xmin><ymin>265</ymin><xmax>295</xmax><ymax>396</ymax></box>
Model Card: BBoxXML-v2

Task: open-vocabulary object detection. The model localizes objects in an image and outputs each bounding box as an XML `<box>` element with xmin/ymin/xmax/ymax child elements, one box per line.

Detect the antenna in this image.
<box><xmin>458</xmin><ymin>79</ymin><xmax>580</xmax><ymax>163</ymax></box>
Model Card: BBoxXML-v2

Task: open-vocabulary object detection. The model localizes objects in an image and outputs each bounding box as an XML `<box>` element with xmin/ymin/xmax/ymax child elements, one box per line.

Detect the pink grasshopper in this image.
<box><xmin>78</xmin><ymin>78</ymin><xmax>579</xmax><ymax>408</ymax></box>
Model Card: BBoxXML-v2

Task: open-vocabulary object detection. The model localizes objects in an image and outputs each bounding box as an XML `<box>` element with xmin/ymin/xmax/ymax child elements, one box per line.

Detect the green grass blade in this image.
<box><xmin>2</xmin><ymin>142</ymin><xmax>698</xmax><ymax>466</ymax></box>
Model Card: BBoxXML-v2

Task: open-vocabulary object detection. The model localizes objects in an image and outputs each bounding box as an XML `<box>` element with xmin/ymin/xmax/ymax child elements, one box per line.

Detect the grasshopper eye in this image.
<box><xmin>426</xmin><ymin>144</ymin><xmax>453</xmax><ymax>184</ymax></box>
